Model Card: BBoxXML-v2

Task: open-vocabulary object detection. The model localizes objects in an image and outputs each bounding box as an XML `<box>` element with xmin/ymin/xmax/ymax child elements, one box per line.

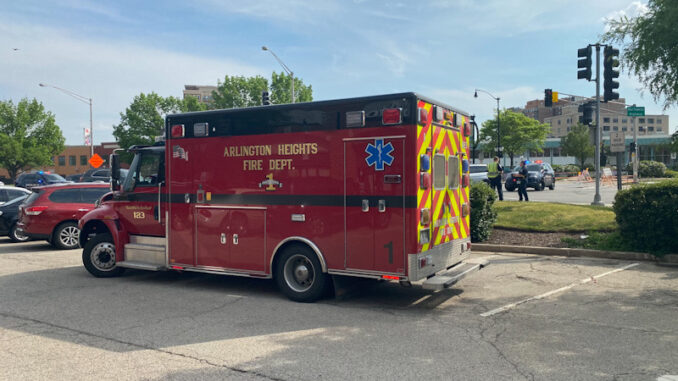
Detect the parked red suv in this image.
<box><xmin>18</xmin><ymin>183</ymin><xmax>110</xmax><ymax>249</ymax></box>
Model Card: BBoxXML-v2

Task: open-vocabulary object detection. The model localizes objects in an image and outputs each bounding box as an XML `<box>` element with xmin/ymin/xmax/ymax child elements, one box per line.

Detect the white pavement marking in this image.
<box><xmin>480</xmin><ymin>262</ymin><xmax>640</xmax><ymax>317</ymax></box>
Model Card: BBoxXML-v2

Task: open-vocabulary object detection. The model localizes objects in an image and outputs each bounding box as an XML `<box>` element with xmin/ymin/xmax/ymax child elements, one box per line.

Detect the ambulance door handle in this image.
<box><xmin>361</xmin><ymin>199</ymin><xmax>369</xmax><ymax>212</ymax></box>
<box><xmin>378</xmin><ymin>199</ymin><xmax>386</xmax><ymax>213</ymax></box>
<box><xmin>232</xmin><ymin>234</ymin><xmax>238</xmax><ymax>245</ymax></box>
<box><xmin>220</xmin><ymin>233</ymin><xmax>227</xmax><ymax>245</ymax></box>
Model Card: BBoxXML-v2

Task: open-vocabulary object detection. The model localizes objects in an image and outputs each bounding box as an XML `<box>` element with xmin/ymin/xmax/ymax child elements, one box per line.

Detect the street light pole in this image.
<box><xmin>261</xmin><ymin>46</ymin><xmax>295</xmax><ymax>104</ymax></box>
<box><xmin>39</xmin><ymin>83</ymin><xmax>94</xmax><ymax>157</ymax></box>
<box><xmin>474</xmin><ymin>89</ymin><xmax>501</xmax><ymax>160</ymax></box>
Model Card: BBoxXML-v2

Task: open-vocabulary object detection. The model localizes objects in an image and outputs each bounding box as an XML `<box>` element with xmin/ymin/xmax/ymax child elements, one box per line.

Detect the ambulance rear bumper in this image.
<box><xmin>407</xmin><ymin>238</ymin><xmax>471</xmax><ymax>282</ymax></box>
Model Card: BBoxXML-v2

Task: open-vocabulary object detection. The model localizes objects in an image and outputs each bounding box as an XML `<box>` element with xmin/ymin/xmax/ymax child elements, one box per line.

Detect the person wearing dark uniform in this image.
<box><xmin>517</xmin><ymin>160</ymin><xmax>529</xmax><ymax>202</ymax></box>
<box><xmin>487</xmin><ymin>156</ymin><xmax>503</xmax><ymax>201</ymax></box>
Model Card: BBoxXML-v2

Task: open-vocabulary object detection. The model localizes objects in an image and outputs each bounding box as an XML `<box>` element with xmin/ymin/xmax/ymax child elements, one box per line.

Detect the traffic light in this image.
<box><xmin>604</xmin><ymin>46</ymin><xmax>620</xmax><ymax>102</ymax></box>
<box><xmin>630</xmin><ymin>142</ymin><xmax>636</xmax><ymax>153</ymax></box>
<box><xmin>545</xmin><ymin>89</ymin><xmax>553</xmax><ymax>107</ymax></box>
<box><xmin>577</xmin><ymin>46</ymin><xmax>592</xmax><ymax>81</ymax></box>
<box><xmin>262</xmin><ymin>90</ymin><xmax>271</xmax><ymax>105</ymax></box>
<box><xmin>578</xmin><ymin>101</ymin><xmax>595</xmax><ymax>125</ymax></box>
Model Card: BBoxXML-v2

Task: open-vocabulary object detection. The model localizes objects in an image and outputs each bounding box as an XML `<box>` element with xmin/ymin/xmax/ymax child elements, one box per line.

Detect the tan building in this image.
<box><xmin>543</xmin><ymin>97</ymin><xmax>669</xmax><ymax>138</ymax></box>
<box><xmin>183</xmin><ymin>85</ymin><xmax>217</xmax><ymax>104</ymax></box>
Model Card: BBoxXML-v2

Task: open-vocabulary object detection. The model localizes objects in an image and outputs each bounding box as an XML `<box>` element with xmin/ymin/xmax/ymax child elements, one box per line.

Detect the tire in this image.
<box><xmin>537</xmin><ymin>181</ymin><xmax>545</xmax><ymax>191</ymax></box>
<box><xmin>505</xmin><ymin>184</ymin><xmax>514</xmax><ymax>192</ymax></box>
<box><xmin>9</xmin><ymin>224</ymin><xmax>30</xmax><ymax>243</ymax></box>
<box><xmin>274</xmin><ymin>244</ymin><xmax>329</xmax><ymax>303</ymax></box>
<box><xmin>82</xmin><ymin>233</ymin><xmax>125</xmax><ymax>278</ymax></box>
<box><xmin>549</xmin><ymin>180</ymin><xmax>555</xmax><ymax>190</ymax></box>
<box><xmin>53</xmin><ymin>222</ymin><xmax>81</xmax><ymax>250</ymax></box>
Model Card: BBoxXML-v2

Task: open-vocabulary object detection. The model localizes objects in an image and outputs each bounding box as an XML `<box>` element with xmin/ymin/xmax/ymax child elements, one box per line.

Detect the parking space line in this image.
<box><xmin>480</xmin><ymin>262</ymin><xmax>639</xmax><ymax>317</ymax></box>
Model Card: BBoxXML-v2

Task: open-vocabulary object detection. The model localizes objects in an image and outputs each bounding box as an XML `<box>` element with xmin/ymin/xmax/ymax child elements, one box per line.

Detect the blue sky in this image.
<box><xmin>2</xmin><ymin>0</ymin><xmax>673</xmax><ymax>145</ymax></box>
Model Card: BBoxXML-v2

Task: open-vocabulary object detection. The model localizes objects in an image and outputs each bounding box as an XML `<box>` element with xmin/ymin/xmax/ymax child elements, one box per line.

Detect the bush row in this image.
<box><xmin>470</xmin><ymin>182</ymin><xmax>497</xmax><ymax>242</ymax></box>
<box><xmin>613</xmin><ymin>179</ymin><xmax>678</xmax><ymax>254</ymax></box>
<box><xmin>624</xmin><ymin>160</ymin><xmax>667</xmax><ymax>178</ymax></box>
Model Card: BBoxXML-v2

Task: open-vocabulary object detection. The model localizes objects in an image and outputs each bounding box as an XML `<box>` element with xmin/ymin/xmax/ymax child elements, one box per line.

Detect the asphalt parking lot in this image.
<box><xmin>1</xmin><ymin>239</ymin><xmax>676</xmax><ymax>380</ymax></box>
<box><xmin>500</xmin><ymin>178</ymin><xmax>624</xmax><ymax>205</ymax></box>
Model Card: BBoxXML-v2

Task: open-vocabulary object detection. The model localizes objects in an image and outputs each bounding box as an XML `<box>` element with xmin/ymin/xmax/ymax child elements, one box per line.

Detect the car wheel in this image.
<box><xmin>505</xmin><ymin>184</ymin><xmax>514</xmax><ymax>191</ymax></box>
<box><xmin>53</xmin><ymin>222</ymin><xmax>81</xmax><ymax>250</ymax></box>
<box><xmin>9</xmin><ymin>224</ymin><xmax>30</xmax><ymax>243</ymax></box>
<box><xmin>275</xmin><ymin>244</ymin><xmax>330</xmax><ymax>303</ymax></box>
<box><xmin>82</xmin><ymin>233</ymin><xmax>125</xmax><ymax>278</ymax></box>
<box><xmin>549</xmin><ymin>180</ymin><xmax>555</xmax><ymax>190</ymax></box>
<box><xmin>538</xmin><ymin>181</ymin><xmax>545</xmax><ymax>191</ymax></box>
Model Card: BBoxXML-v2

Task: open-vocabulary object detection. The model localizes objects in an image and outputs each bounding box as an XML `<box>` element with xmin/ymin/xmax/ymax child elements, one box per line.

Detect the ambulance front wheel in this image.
<box><xmin>275</xmin><ymin>244</ymin><xmax>329</xmax><ymax>303</ymax></box>
<box><xmin>82</xmin><ymin>233</ymin><xmax>126</xmax><ymax>278</ymax></box>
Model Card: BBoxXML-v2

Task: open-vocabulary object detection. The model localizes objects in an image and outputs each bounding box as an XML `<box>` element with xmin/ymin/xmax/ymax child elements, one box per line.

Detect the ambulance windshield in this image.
<box><xmin>122</xmin><ymin>151</ymin><xmax>163</xmax><ymax>192</ymax></box>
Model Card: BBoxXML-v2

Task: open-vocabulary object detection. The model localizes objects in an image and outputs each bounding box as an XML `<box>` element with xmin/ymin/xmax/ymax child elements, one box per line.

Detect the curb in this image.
<box><xmin>473</xmin><ymin>243</ymin><xmax>678</xmax><ymax>265</ymax></box>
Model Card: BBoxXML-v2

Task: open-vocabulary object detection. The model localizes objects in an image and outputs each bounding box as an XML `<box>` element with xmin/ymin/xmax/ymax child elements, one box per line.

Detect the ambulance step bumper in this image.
<box><xmin>116</xmin><ymin>261</ymin><xmax>165</xmax><ymax>271</ymax></box>
<box><xmin>421</xmin><ymin>258</ymin><xmax>489</xmax><ymax>291</ymax></box>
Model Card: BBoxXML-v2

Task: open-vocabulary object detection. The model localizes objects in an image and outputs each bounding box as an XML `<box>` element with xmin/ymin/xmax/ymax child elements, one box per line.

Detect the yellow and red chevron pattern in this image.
<box><xmin>416</xmin><ymin>100</ymin><xmax>470</xmax><ymax>252</ymax></box>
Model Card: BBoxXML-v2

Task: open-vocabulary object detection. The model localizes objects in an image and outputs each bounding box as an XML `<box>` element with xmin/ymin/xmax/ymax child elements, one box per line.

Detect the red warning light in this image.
<box><xmin>382</xmin><ymin>108</ymin><xmax>402</xmax><ymax>125</ymax></box>
<box><xmin>171</xmin><ymin>124</ymin><xmax>185</xmax><ymax>138</ymax></box>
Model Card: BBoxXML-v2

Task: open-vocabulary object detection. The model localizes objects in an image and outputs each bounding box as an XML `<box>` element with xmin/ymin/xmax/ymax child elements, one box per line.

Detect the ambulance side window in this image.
<box><xmin>448</xmin><ymin>156</ymin><xmax>460</xmax><ymax>189</ymax></box>
<box><xmin>433</xmin><ymin>154</ymin><xmax>446</xmax><ymax>190</ymax></box>
<box><xmin>123</xmin><ymin>153</ymin><xmax>162</xmax><ymax>191</ymax></box>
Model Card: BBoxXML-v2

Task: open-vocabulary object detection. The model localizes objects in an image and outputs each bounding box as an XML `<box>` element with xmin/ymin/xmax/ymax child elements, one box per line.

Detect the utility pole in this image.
<box><xmin>592</xmin><ymin>45</ymin><xmax>603</xmax><ymax>206</ymax></box>
<box><xmin>632</xmin><ymin>107</ymin><xmax>638</xmax><ymax>183</ymax></box>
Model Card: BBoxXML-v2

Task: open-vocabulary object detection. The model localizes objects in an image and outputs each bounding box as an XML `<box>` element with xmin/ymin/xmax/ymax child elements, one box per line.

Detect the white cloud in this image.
<box><xmin>0</xmin><ymin>22</ymin><xmax>263</xmax><ymax>145</ymax></box>
<box><xmin>603</xmin><ymin>1</ymin><xmax>649</xmax><ymax>23</ymax></box>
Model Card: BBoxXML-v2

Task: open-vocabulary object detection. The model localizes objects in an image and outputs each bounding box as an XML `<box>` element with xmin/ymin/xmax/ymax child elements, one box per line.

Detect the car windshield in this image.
<box><xmin>44</xmin><ymin>173</ymin><xmax>67</xmax><ymax>181</ymax></box>
<box><xmin>469</xmin><ymin>165</ymin><xmax>487</xmax><ymax>174</ymax></box>
<box><xmin>527</xmin><ymin>164</ymin><xmax>541</xmax><ymax>171</ymax></box>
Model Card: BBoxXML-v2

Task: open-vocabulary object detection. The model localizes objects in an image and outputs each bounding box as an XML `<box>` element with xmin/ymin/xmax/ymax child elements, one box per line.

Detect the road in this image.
<box><xmin>500</xmin><ymin>178</ymin><xmax>625</xmax><ymax>205</ymax></box>
<box><xmin>0</xmin><ymin>239</ymin><xmax>676</xmax><ymax>380</ymax></box>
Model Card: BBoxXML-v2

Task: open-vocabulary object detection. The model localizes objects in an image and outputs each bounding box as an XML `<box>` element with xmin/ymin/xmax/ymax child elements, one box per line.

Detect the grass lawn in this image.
<box><xmin>493</xmin><ymin>201</ymin><xmax>617</xmax><ymax>232</ymax></box>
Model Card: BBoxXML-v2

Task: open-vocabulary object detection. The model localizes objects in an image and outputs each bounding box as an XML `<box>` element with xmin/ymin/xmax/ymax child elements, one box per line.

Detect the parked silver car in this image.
<box><xmin>469</xmin><ymin>164</ymin><xmax>490</xmax><ymax>184</ymax></box>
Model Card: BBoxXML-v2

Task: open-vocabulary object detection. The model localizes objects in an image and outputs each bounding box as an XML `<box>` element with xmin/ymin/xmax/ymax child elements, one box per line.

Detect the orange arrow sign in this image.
<box><xmin>89</xmin><ymin>153</ymin><xmax>104</xmax><ymax>168</ymax></box>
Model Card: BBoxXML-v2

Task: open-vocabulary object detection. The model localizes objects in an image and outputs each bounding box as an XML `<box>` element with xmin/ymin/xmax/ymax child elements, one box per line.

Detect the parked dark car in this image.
<box><xmin>15</xmin><ymin>171</ymin><xmax>70</xmax><ymax>189</ymax></box>
<box><xmin>18</xmin><ymin>183</ymin><xmax>110</xmax><ymax>249</ymax></box>
<box><xmin>505</xmin><ymin>162</ymin><xmax>556</xmax><ymax>191</ymax></box>
<box><xmin>0</xmin><ymin>194</ymin><xmax>31</xmax><ymax>242</ymax></box>
<box><xmin>80</xmin><ymin>168</ymin><xmax>128</xmax><ymax>182</ymax></box>
<box><xmin>0</xmin><ymin>186</ymin><xmax>31</xmax><ymax>206</ymax></box>
<box><xmin>65</xmin><ymin>173</ymin><xmax>84</xmax><ymax>182</ymax></box>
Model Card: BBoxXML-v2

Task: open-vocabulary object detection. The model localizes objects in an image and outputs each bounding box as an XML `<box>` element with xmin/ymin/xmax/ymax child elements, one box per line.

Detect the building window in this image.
<box><xmin>557</xmin><ymin>120</ymin><xmax>561</xmax><ymax>125</ymax></box>
<box><xmin>648</xmin><ymin>126</ymin><xmax>654</xmax><ymax>131</ymax></box>
<box><xmin>657</xmin><ymin>119</ymin><xmax>662</xmax><ymax>124</ymax></box>
<box><xmin>639</xmin><ymin>118</ymin><xmax>645</xmax><ymax>123</ymax></box>
<box><xmin>603</xmin><ymin>126</ymin><xmax>610</xmax><ymax>131</ymax></box>
<box><xmin>647</xmin><ymin>118</ymin><xmax>654</xmax><ymax>123</ymax></box>
<box><xmin>80</xmin><ymin>155</ymin><xmax>87</xmax><ymax>165</ymax></box>
<box><xmin>58</xmin><ymin>156</ymin><xmax>66</xmax><ymax>166</ymax></box>
<box><xmin>603</xmin><ymin>117</ymin><xmax>610</xmax><ymax>123</ymax></box>
<box><xmin>553</xmin><ymin>148</ymin><xmax>560</xmax><ymax>157</ymax></box>
<box><xmin>622</xmin><ymin>127</ymin><xmax>627</xmax><ymax>131</ymax></box>
<box><xmin>622</xmin><ymin>119</ymin><xmax>627</xmax><ymax>124</ymax></box>
<box><xmin>613</xmin><ymin>126</ymin><xmax>618</xmax><ymax>131</ymax></box>
<box><xmin>69</xmin><ymin>155</ymin><xmax>76</xmax><ymax>166</ymax></box>
<box><xmin>567</xmin><ymin>126</ymin><xmax>571</xmax><ymax>132</ymax></box>
<box><xmin>613</xmin><ymin>118</ymin><xmax>618</xmax><ymax>123</ymax></box>
<box><xmin>658</xmin><ymin>127</ymin><xmax>662</xmax><ymax>132</ymax></box>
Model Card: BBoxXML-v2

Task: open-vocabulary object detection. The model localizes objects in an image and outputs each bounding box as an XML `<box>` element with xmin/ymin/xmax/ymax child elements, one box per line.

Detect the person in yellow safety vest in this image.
<box><xmin>487</xmin><ymin>156</ymin><xmax>503</xmax><ymax>201</ymax></box>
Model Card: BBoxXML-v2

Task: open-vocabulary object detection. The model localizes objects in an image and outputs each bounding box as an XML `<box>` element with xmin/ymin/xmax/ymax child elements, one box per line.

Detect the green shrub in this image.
<box><xmin>613</xmin><ymin>179</ymin><xmax>678</xmax><ymax>255</ymax></box>
<box><xmin>624</xmin><ymin>160</ymin><xmax>666</xmax><ymax>177</ymax></box>
<box><xmin>562</xmin><ymin>164</ymin><xmax>581</xmax><ymax>174</ymax></box>
<box><xmin>552</xmin><ymin>164</ymin><xmax>563</xmax><ymax>172</ymax></box>
<box><xmin>664</xmin><ymin>169</ymin><xmax>678</xmax><ymax>178</ymax></box>
<box><xmin>470</xmin><ymin>182</ymin><xmax>497</xmax><ymax>242</ymax></box>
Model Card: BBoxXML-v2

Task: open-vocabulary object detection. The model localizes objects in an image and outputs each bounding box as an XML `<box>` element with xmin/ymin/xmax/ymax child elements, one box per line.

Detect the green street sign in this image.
<box><xmin>627</xmin><ymin>106</ymin><xmax>645</xmax><ymax>116</ymax></box>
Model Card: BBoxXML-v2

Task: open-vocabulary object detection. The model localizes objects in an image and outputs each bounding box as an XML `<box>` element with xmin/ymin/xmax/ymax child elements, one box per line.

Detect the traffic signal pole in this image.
<box><xmin>592</xmin><ymin>45</ymin><xmax>603</xmax><ymax>206</ymax></box>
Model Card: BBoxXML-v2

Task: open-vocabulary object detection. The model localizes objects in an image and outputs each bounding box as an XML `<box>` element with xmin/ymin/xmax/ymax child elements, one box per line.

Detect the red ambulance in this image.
<box><xmin>79</xmin><ymin>92</ymin><xmax>486</xmax><ymax>302</ymax></box>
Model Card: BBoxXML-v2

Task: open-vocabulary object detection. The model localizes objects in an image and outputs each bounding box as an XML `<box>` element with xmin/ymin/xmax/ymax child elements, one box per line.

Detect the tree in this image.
<box><xmin>479</xmin><ymin>109</ymin><xmax>550</xmax><ymax>167</ymax></box>
<box><xmin>210</xmin><ymin>75</ymin><xmax>269</xmax><ymax>109</ymax></box>
<box><xmin>561</xmin><ymin>123</ymin><xmax>594</xmax><ymax>169</ymax></box>
<box><xmin>602</xmin><ymin>0</ymin><xmax>678</xmax><ymax>109</ymax></box>
<box><xmin>0</xmin><ymin>98</ymin><xmax>65</xmax><ymax>180</ymax></box>
<box><xmin>210</xmin><ymin>72</ymin><xmax>313</xmax><ymax>109</ymax></box>
<box><xmin>270</xmin><ymin>72</ymin><xmax>313</xmax><ymax>104</ymax></box>
<box><xmin>113</xmin><ymin>93</ymin><xmax>205</xmax><ymax>161</ymax></box>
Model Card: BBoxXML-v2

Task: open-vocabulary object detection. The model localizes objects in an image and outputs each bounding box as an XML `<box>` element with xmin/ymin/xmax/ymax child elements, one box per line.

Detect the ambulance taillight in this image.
<box><xmin>382</xmin><ymin>108</ymin><xmax>402</xmax><ymax>125</ymax></box>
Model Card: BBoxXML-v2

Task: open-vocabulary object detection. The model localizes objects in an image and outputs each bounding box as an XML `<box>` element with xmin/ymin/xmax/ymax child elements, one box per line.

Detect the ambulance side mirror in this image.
<box><xmin>110</xmin><ymin>154</ymin><xmax>121</xmax><ymax>191</ymax></box>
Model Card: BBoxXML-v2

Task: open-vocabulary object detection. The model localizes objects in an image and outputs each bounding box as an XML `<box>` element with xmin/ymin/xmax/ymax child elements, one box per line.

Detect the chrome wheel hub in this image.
<box><xmin>60</xmin><ymin>226</ymin><xmax>80</xmax><ymax>248</ymax></box>
<box><xmin>284</xmin><ymin>254</ymin><xmax>315</xmax><ymax>293</ymax></box>
<box><xmin>91</xmin><ymin>242</ymin><xmax>116</xmax><ymax>271</ymax></box>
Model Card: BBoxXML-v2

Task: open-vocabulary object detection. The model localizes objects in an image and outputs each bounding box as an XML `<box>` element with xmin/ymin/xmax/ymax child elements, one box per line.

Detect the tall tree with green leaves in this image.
<box><xmin>602</xmin><ymin>0</ymin><xmax>678</xmax><ymax>109</ymax></box>
<box><xmin>210</xmin><ymin>73</ymin><xmax>313</xmax><ymax>109</ymax></box>
<box><xmin>479</xmin><ymin>109</ymin><xmax>551</xmax><ymax>167</ymax></box>
<box><xmin>270</xmin><ymin>72</ymin><xmax>313</xmax><ymax>104</ymax></box>
<box><xmin>113</xmin><ymin>92</ymin><xmax>205</xmax><ymax>161</ymax></box>
<box><xmin>210</xmin><ymin>75</ymin><xmax>269</xmax><ymax>109</ymax></box>
<box><xmin>0</xmin><ymin>98</ymin><xmax>65</xmax><ymax>180</ymax></box>
<box><xmin>561</xmin><ymin>123</ymin><xmax>595</xmax><ymax>169</ymax></box>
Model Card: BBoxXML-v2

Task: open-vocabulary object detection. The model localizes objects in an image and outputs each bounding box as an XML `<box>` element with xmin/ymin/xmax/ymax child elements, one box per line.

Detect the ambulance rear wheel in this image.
<box><xmin>275</xmin><ymin>245</ymin><xmax>329</xmax><ymax>303</ymax></box>
<box><xmin>82</xmin><ymin>233</ymin><xmax>125</xmax><ymax>278</ymax></box>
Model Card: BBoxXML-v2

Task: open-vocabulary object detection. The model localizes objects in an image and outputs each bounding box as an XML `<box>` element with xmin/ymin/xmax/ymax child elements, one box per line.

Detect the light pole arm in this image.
<box><xmin>262</xmin><ymin>47</ymin><xmax>295</xmax><ymax>103</ymax></box>
<box><xmin>39</xmin><ymin>83</ymin><xmax>94</xmax><ymax>157</ymax></box>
